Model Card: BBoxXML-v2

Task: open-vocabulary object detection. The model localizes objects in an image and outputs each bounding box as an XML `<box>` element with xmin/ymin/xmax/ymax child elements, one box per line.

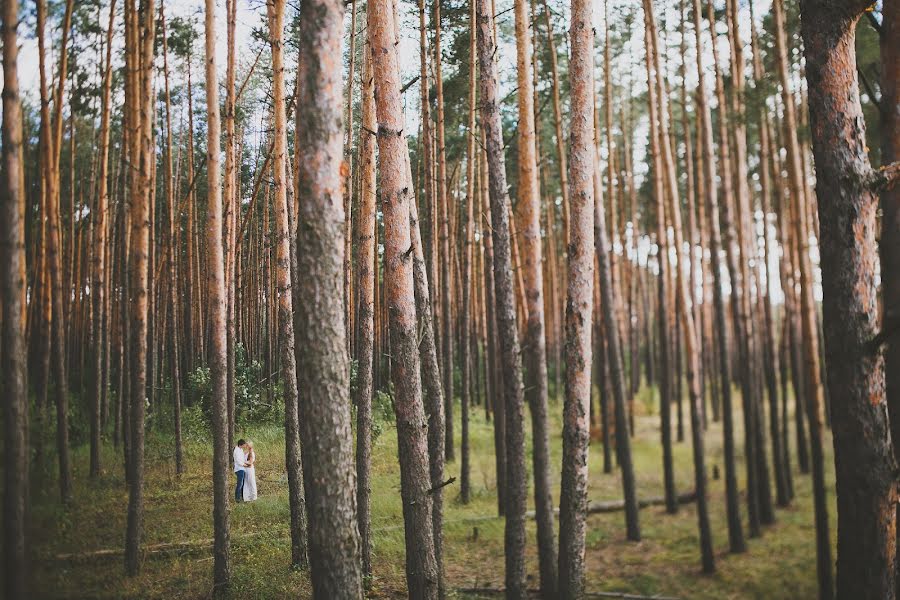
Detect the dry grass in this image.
<box><xmin>22</xmin><ymin>383</ymin><xmax>833</xmax><ymax>599</ymax></box>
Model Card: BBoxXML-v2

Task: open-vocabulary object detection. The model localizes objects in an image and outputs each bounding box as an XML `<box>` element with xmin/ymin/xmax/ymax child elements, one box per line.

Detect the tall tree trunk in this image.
<box><xmin>124</xmin><ymin>0</ymin><xmax>156</xmax><ymax>576</ymax></box>
<box><xmin>434</xmin><ymin>0</ymin><xmax>454</xmax><ymax>463</ymax></box>
<box><xmin>295</xmin><ymin>0</ymin><xmax>364</xmax><ymax>594</ymax></box>
<box><xmin>514</xmin><ymin>0</ymin><xmax>557</xmax><ymax>590</ymax></box>
<box><xmin>557</xmin><ymin>0</ymin><xmax>595</xmax><ymax>594</ymax></box>
<box><xmin>268</xmin><ymin>0</ymin><xmax>309</xmax><ymax>571</ymax></box>
<box><xmin>37</xmin><ymin>0</ymin><xmax>74</xmax><ymax>506</ymax></box>
<box><xmin>203</xmin><ymin>0</ymin><xmax>232</xmax><ymax>593</ymax></box>
<box><xmin>691</xmin><ymin>0</ymin><xmax>745</xmax><ymax>554</ymax></box>
<box><xmin>643</xmin><ymin>11</ymin><xmax>676</xmax><ymax>516</ymax></box>
<box><xmin>475</xmin><ymin>0</ymin><xmax>527</xmax><ymax>594</ymax></box>
<box><xmin>90</xmin><ymin>0</ymin><xmax>117</xmax><ymax>479</ymax></box>
<box><xmin>773</xmin><ymin>0</ymin><xmax>833</xmax><ymax>594</ymax></box>
<box><xmin>355</xmin><ymin>20</ymin><xmax>376</xmax><ymax>580</ymax></box>
<box><xmin>801</xmin><ymin>2</ymin><xmax>899</xmax><ymax>598</ymax></box>
<box><xmin>369</xmin><ymin>0</ymin><xmax>439</xmax><ymax>596</ymax></box>
<box><xmin>1</xmin><ymin>0</ymin><xmax>28</xmax><ymax>593</ymax></box>
<box><xmin>646</xmin><ymin>0</ymin><xmax>714</xmax><ymax>572</ymax></box>
<box><xmin>460</xmin><ymin>0</ymin><xmax>477</xmax><ymax>507</ymax></box>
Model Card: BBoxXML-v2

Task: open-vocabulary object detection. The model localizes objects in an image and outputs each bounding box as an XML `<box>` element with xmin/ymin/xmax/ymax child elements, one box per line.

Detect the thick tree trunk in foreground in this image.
<box><xmin>557</xmin><ymin>0</ymin><xmax>594</xmax><ymax>595</ymax></box>
<box><xmin>1</xmin><ymin>0</ymin><xmax>28</xmax><ymax>594</ymax></box>
<box><xmin>203</xmin><ymin>0</ymin><xmax>232</xmax><ymax>594</ymax></box>
<box><xmin>295</xmin><ymin>0</ymin><xmax>364</xmax><ymax>595</ymax></box>
<box><xmin>475</xmin><ymin>0</ymin><xmax>527</xmax><ymax>594</ymax></box>
<box><xmin>268</xmin><ymin>0</ymin><xmax>308</xmax><ymax>571</ymax></box>
<box><xmin>801</xmin><ymin>2</ymin><xmax>898</xmax><ymax>598</ymax></box>
<box><xmin>369</xmin><ymin>0</ymin><xmax>439</xmax><ymax>596</ymax></box>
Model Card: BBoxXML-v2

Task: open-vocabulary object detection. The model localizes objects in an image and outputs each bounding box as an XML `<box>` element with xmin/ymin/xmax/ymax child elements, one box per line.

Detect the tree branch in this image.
<box><xmin>867</xmin><ymin>161</ymin><xmax>900</xmax><ymax>193</ymax></box>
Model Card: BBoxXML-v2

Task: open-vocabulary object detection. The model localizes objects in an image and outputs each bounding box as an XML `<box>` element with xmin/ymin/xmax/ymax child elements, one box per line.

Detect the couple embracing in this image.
<box><xmin>233</xmin><ymin>439</ymin><xmax>258</xmax><ymax>502</ymax></box>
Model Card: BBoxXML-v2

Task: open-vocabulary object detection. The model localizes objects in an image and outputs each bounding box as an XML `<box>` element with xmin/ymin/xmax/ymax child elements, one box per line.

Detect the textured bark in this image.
<box><xmin>691</xmin><ymin>0</ymin><xmax>745</xmax><ymax>554</ymax></box>
<box><xmin>557</xmin><ymin>0</ymin><xmax>594</xmax><ymax>595</ymax></box>
<box><xmin>411</xmin><ymin>156</ymin><xmax>447</xmax><ymax>599</ymax></box>
<box><xmin>801</xmin><ymin>2</ymin><xmax>897</xmax><ymax>598</ymax></box>
<box><xmin>355</xmin><ymin>23</ymin><xmax>376</xmax><ymax>580</ymax></box>
<box><xmin>514</xmin><ymin>0</ymin><xmax>557</xmax><ymax>590</ymax></box>
<box><xmin>295</xmin><ymin>0</ymin><xmax>364</xmax><ymax>596</ymax></box>
<box><xmin>203</xmin><ymin>0</ymin><xmax>232</xmax><ymax>593</ymax></box>
<box><xmin>369</xmin><ymin>0</ymin><xmax>439</xmax><ymax>596</ymax></box>
<box><xmin>475</xmin><ymin>0</ymin><xmax>527</xmax><ymax>594</ymax></box>
<box><xmin>882</xmin><ymin>0</ymin><xmax>900</xmax><ymax>467</ymax></box>
<box><xmin>1</xmin><ymin>0</ymin><xmax>28</xmax><ymax>594</ymax></box>
<box><xmin>480</xmin><ymin>146</ymin><xmax>506</xmax><ymax>517</ymax></box>
<box><xmin>124</xmin><ymin>0</ymin><xmax>156</xmax><ymax>577</ymax></box>
<box><xmin>268</xmin><ymin>0</ymin><xmax>309</xmax><ymax>571</ymax></box>
<box><xmin>880</xmin><ymin>4</ymin><xmax>900</xmax><ymax>594</ymax></box>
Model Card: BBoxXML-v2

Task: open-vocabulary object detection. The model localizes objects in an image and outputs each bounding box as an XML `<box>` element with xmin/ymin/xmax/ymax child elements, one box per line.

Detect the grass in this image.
<box><xmin>23</xmin><ymin>382</ymin><xmax>833</xmax><ymax>599</ymax></box>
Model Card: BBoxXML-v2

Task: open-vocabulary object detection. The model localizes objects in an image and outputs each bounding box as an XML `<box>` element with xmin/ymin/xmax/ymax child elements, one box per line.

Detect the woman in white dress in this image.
<box><xmin>242</xmin><ymin>441</ymin><xmax>258</xmax><ymax>501</ymax></box>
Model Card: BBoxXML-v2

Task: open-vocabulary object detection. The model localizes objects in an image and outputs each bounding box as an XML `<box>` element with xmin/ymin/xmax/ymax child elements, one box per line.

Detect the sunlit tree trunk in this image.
<box><xmin>369</xmin><ymin>0</ymin><xmax>439</xmax><ymax>595</ymax></box>
<box><xmin>557</xmin><ymin>0</ymin><xmax>595</xmax><ymax>594</ymax></box>
<box><xmin>801</xmin><ymin>1</ymin><xmax>899</xmax><ymax>597</ymax></box>
<box><xmin>203</xmin><ymin>0</ymin><xmax>232</xmax><ymax>593</ymax></box>
<box><xmin>475</xmin><ymin>0</ymin><xmax>527</xmax><ymax>593</ymax></box>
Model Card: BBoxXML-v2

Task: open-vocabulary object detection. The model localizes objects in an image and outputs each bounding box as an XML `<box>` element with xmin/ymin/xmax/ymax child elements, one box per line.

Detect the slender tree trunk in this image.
<box><xmin>267</xmin><ymin>0</ymin><xmax>308</xmax><ymax>571</ymax></box>
<box><xmin>643</xmin><ymin>12</ymin><xmax>676</xmax><ymax>516</ymax></box>
<box><xmin>1</xmin><ymin>0</ymin><xmax>28</xmax><ymax>594</ymax></box>
<box><xmin>475</xmin><ymin>0</ymin><xmax>527</xmax><ymax>594</ymax></box>
<box><xmin>514</xmin><ymin>0</ymin><xmax>557</xmax><ymax>589</ymax></box>
<box><xmin>355</xmin><ymin>21</ymin><xmax>376</xmax><ymax>580</ymax></box>
<box><xmin>773</xmin><ymin>0</ymin><xmax>833</xmax><ymax>594</ymax></box>
<box><xmin>90</xmin><ymin>0</ymin><xmax>117</xmax><ymax>479</ymax></box>
<box><xmin>691</xmin><ymin>0</ymin><xmax>745</xmax><ymax>554</ymax></box>
<box><xmin>646</xmin><ymin>0</ymin><xmax>714</xmax><ymax>572</ymax></box>
<box><xmin>369</xmin><ymin>0</ymin><xmax>439</xmax><ymax>595</ymax></box>
<box><xmin>557</xmin><ymin>0</ymin><xmax>595</xmax><ymax>594</ymax></box>
<box><xmin>203</xmin><ymin>0</ymin><xmax>232</xmax><ymax>593</ymax></box>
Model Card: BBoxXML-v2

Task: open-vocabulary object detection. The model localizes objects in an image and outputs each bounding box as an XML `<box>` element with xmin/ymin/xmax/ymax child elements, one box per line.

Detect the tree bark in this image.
<box><xmin>369</xmin><ymin>0</ymin><xmax>440</xmax><ymax>596</ymax></box>
<box><xmin>1</xmin><ymin>0</ymin><xmax>28</xmax><ymax>594</ymax></box>
<box><xmin>557</xmin><ymin>0</ymin><xmax>595</xmax><ymax>594</ymax></box>
<box><xmin>801</xmin><ymin>2</ymin><xmax>897</xmax><ymax>598</ymax></box>
<box><xmin>268</xmin><ymin>0</ymin><xmax>309</xmax><ymax>571</ymax></box>
<box><xmin>124</xmin><ymin>0</ymin><xmax>156</xmax><ymax>577</ymax></box>
<box><xmin>514</xmin><ymin>0</ymin><xmax>557</xmax><ymax>590</ymax></box>
<box><xmin>203</xmin><ymin>0</ymin><xmax>232</xmax><ymax>593</ymax></box>
<box><xmin>475</xmin><ymin>0</ymin><xmax>527</xmax><ymax>594</ymax></box>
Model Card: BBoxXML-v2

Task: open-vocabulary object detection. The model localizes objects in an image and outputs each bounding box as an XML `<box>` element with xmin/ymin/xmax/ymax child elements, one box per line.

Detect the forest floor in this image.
<box><xmin>22</xmin><ymin>383</ymin><xmax>831</xmax><ymax>599</ymax></box>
